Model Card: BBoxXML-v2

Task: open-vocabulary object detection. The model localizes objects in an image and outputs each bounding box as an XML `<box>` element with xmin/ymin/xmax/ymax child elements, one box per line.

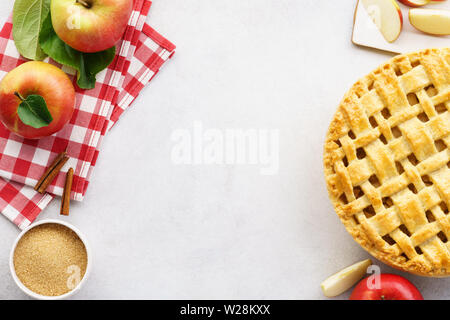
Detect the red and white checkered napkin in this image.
<box><xmin>0</xmin><ymin>1</ymin><xmax>176</xmax><ymax>229</ymax></box>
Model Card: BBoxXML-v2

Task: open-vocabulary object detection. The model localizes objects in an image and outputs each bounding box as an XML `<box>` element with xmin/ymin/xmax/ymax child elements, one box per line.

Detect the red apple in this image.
<box><xmin>0</xmin><ymin>61</ymin><xmax>75</xmax><ymax>139</ymax></box>
<box><xmin>350</xmin><ymin>274</ymin><xmax>423</xmax><ymax>300</ymax></box>
<box><xmin>51</xmin><ymin>0</ymin><xmax>133</xmax><ymax>53</ymax></box>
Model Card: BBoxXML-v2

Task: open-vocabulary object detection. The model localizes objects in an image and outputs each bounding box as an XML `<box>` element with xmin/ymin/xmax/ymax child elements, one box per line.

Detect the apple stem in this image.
<box><xmin>14</xmin><ymin>92</ymin><xmax>24</xmax><ymax>102</ymax></box>
<box><xmin>76</xmin><ymin>0</ymin><xmax>91</xmax><ymax>8</ymax></box>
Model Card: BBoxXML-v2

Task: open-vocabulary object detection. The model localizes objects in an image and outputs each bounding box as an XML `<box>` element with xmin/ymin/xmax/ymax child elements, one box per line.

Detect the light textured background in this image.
<box><xmin>0</xmin><ymin>0</ymin><xmax>449</xmax><ymax>300</ymax></box>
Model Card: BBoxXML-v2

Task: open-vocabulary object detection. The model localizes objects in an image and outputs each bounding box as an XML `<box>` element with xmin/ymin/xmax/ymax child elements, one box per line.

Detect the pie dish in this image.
<box><xmin>324</xmin><ymin>48</ymin><xmax>450</xmax><ymax>277</ymax></box>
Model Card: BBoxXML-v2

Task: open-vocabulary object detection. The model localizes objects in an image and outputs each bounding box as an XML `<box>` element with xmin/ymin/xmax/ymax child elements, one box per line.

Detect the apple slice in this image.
<box><xmin>321</xmin><ymin>259</ymin><xmax>372</xmax><ymax>298</ymax></box>
<box><xmin>409</xmin><ymin>9</ymin><xmax>450</xmax><ymax>35</ymax></box>
<box><xmin>399</xmin><ymin>0</ymin><xmax>430</xmax><ymax>7</ymax></box>
<box><xmin>361</xmin><ymin>0</ymin><xmax>403</xmax><ymax>42</ymax></box>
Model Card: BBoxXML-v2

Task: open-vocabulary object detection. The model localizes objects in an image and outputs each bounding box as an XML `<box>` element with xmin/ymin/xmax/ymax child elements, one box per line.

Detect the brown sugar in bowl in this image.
<box><xmin>9</xmin><ymin>219</ymin><xmax>91</xmax><ymax>299</ymax></box>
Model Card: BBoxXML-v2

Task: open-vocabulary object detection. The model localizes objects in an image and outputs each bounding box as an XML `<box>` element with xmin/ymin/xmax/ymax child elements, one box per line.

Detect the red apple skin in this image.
<box><xmin>0</xmin><ymin>61</ymin><xmax>76</xmax><ymax>139</ymax></box>
<box><xmin>350</xmin><ymin>274</ymin><xmax>423</xmax><ymax>300</ymax></box>
<box><xmin>51</xmin><ymin>0</ymin><xmax>133</xmax><ymax>53</ymax></box>
<box><xmin>398</xmin><ymin>0</ymin><xmax>430</xmax><ymax>8</ymax></box>
<box><xmin>397</xmin><ymin>6</ymin><xmax>404</xmax><ymax>32</ymax></box>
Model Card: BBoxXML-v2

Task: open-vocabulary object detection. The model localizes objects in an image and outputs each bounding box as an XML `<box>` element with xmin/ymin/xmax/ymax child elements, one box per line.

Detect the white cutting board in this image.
<box><xmin>352</xmin><ymin>0</ymin><xmax>450</xmax><ymax>53</ymax></box>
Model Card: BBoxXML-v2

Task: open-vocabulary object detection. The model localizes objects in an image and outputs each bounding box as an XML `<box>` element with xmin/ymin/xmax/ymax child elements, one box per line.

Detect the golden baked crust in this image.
<box><xmin>324</xmin><ymin>48</ymin><xmax>450</xmax><ymax>277</ymax></box>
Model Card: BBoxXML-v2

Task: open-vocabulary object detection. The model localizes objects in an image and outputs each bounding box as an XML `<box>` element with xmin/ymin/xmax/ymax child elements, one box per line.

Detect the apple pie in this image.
<box><xmin>324</xmin><ymin>48</ymin><xmax>450</xmax><ymax>277</ymax></box>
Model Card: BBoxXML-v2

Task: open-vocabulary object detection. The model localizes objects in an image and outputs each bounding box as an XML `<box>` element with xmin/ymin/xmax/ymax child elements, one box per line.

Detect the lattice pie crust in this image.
<box><xmin>324</xmin><ymin>48</ymin><xmax>450</xmax><ymax>277</ymax></box>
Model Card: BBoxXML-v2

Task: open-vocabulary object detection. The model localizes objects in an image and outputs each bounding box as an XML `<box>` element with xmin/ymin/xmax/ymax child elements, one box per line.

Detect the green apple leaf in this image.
<box><xmin>16</xmin><ymin>93</ymin><xmax>53</xmax><ymax>128</ymax></box>
<box><xmin>13</xmin><ymin>0</ymin><xmax>50</xmax><ymax>60</ymax></box>
<box><xmin>39</xmin><ymin>12</ymin><xmax>116</xmax><ymax>89</ymax></box>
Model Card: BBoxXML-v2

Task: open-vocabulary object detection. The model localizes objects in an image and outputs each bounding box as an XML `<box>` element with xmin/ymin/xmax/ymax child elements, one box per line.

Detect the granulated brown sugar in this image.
<box><xmin>13</xmin><ymin>223</ymin><xmax>87</xmax><ymax>296</ymax></box>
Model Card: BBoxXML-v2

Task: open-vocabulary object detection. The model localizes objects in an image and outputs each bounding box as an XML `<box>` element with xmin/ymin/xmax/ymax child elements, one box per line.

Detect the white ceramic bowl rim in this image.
<box><xmin>9</xmin><ymin>219</ymin><xmax>91</xmax><ymax>300</ymax></box>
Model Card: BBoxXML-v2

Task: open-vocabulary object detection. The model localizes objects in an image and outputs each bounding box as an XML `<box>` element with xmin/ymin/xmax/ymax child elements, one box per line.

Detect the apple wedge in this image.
<box><xmin>409</xmin><ymin>9</ymin><xmax>450</xmax><ymax>35</ymax></box>
<box><xmin>321</xmin><ymin>259</ymin><xmax>372</xmax><ymax>298</ymax></box>
<box><xmin>361</xmin><ymin>0</ymin><xmax>403</xmax><ymax>42</ymax></box>
<box><xmin>399</xmin><ymin>0</ymin><xmax>430</xmax><ymax>7</ymax></box>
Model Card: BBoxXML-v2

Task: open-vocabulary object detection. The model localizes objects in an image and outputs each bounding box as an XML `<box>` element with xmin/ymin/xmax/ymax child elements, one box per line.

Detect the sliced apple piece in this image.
<box><xmin>361</xmin><ymin>0</ymin><xmax>403</xmax><ymax>42</ymax></box>
<box><xmin>321</xmin><ymin>259</ymin><xmax>372</xmax><ymax>298</ymax></box>
<box><xmin>409</xmin><ymin>8</ymin><xmax>450</xmax><ymax>35</ymax></box>
<box><xmin>399</xmin><ymin>0</ymin><xmax>430</xmax><ymax>7</ymax></box>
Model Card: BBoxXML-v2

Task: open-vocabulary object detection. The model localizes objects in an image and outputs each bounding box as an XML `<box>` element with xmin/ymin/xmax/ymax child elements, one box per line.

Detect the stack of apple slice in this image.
<box><xmin>361</xmin><ymin>0</ymin><xmax>450</xmax><ymax>43</ymax></box>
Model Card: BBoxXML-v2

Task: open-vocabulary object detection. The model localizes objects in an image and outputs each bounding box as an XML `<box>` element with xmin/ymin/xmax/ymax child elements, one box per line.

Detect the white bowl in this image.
<box><xmin>9</xmin><ymin>219</ymin><xmax>91</xmax><ymax>300</ymax></box>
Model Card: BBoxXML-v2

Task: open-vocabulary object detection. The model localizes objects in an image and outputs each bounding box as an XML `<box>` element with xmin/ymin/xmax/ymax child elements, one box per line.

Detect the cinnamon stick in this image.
<box><xmin>60</xmin><ymin>168</ymin><xmax>74</xmax><ymax>216</ymax></box>
<box><xmin>34</xmin><ymin>151</ymin><xmax>69</xmax><ymax>194</ymax></box>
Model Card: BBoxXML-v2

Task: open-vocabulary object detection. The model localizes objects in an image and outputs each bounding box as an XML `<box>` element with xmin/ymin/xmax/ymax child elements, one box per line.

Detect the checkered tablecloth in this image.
<box><xmin>0</xmin><ymin>0</ymin><xmax>175</xmax><ymax>229</ymax></box>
